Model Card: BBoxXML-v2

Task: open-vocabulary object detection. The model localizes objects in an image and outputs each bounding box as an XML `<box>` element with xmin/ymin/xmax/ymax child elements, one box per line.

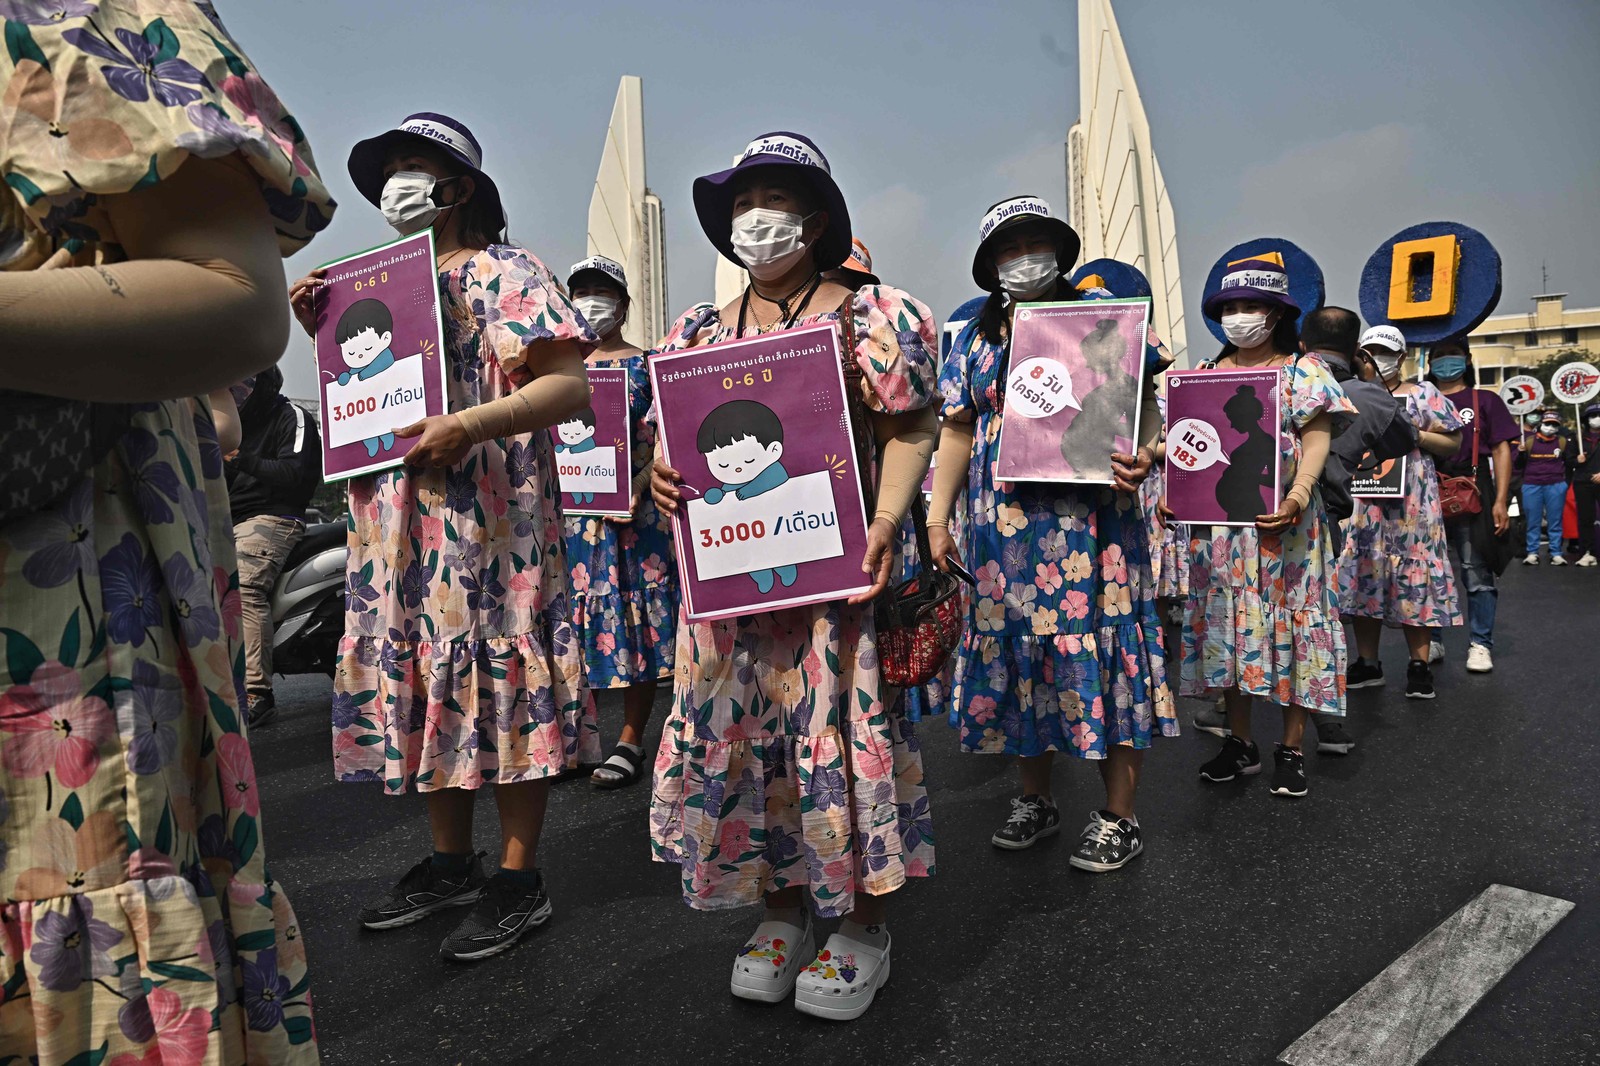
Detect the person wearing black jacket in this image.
<box><xmin>1568</xmin><ymin>403</ymin><xmax>1600</xmax><ymax>566</ymax></box>
<box><xmin>226</xmin><ymin>365</ymin><xmax>321</xmax><ymax>726</ymax></box>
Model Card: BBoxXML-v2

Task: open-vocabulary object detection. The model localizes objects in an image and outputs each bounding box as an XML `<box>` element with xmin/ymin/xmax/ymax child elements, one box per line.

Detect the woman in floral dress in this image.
<box><xmin>0</xmin><ymin>3</ymin><xmax>330</xmax><ymax>1061</ymax></box>
<box><xmin>1336</xmin><ymin>326</ymin><xmax>1462</xmax><ymax>698</ymax></box>
<box><xmin>648</xmin><ymin>133</ymin><xmax>938</xmax><ymax>1021</ymax></box>
<box><xmin>927</xmin><ymin>198</ymin><xmax>1175</xmax><ymax>872</ymax></box>
<box><xmin>562</xmin><ymin>255</ymin><xmax>677</xmax><ymax>788</ymax></box>
<box><xmin>290</xmin><ymin>112</ymin><xmax>597</xmax><ymax>962</ymax></box>
<box><xmin>1186</xmin><ymin>260</ymin><xmax>1356</xmax><ymax>799</ymax></box>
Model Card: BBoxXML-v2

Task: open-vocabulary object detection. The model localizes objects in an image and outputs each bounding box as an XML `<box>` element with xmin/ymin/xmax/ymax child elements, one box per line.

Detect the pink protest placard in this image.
<box><xmin>312</xmin><ymin>231</ymin><xmax>448</xmax><ymax>481</ymax></box>
<box><xmin>555</xmin><ymin>369</ymin><xmax>632</xmax><ymax>517</ymax></box>
<box><xmin>650</xmin><ymin>323</ymin><xmax>872</xmax><ymax>622</ymax></box>
<box><xmin>1164</xmin><ymin>367</ymin><xmax>1283</xmax><ymax>526</ymax></box>
<box><xmin>994</xmin><ymin>298</ymin><xmax>1149</xmax><ymax>484</ymax></box>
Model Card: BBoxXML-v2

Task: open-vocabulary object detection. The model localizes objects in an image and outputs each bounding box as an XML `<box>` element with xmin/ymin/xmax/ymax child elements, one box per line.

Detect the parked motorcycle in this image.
<box><xmin>270</xmin><ymin>521</ymin><xmax>347</xmax><ymax>678</ymax></box>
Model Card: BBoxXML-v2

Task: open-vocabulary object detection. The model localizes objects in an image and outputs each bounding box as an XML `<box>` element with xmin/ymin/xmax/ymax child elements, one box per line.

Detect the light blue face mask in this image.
<box><xmin>1431</xmin><ymin>355</ymin><xmax>1468</xmax><ymax>380</ymax></box>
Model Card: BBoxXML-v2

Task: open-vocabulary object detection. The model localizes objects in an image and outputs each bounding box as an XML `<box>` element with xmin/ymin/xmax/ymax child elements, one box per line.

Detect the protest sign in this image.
<box><xmin>1164</xmin><ymin>367</ymin><xmax>1283</xmax><ymax>526</ymax></box>
<box><xmin>556</xmin><ymin>368</ymin><xmax>632</xmax><ymax>517</ymax></box>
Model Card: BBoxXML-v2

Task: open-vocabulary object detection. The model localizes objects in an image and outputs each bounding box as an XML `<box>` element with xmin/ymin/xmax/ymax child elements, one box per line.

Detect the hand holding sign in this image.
<box><xmin>1167</xmin><ymin>418</ymin><xmax>1231</xmax><ymax>472</ymax></box>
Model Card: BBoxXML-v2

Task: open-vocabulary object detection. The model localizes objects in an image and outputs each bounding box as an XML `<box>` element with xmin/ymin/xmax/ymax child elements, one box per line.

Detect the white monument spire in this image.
<box><xmin>587</xmin><ymin>75</ymin><xmax>668</xmax><ymax>349</ymax></box>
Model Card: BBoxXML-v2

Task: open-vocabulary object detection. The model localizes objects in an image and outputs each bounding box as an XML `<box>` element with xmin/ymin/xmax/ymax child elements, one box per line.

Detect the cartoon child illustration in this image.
<box><xmin>555</xmin><ymin>408</ymin><xmax>599</xmax><ymax>504</ymax></box>
<box><xmin>1215</xmin><ymin>384</ymin><xmax>1276</xmax><ymax>522</ymax></box>
<box><xmin>696</xmin><ymin>399</ymin><xmax>796</xmax><ymax>594</ymax></box>
<box><xmin>333</xmin><ymin>298</ymin><xmax>401</xmax><ymax>458</ymax></box>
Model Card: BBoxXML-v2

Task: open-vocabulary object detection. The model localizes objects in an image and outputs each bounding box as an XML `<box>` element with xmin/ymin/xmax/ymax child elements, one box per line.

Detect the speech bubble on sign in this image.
<box><xmin>1005</xmin><ymin>356</ymin><xmax>1082</xmax><ymax>419</ymax></box>
<box><xmin>1167</xmin><ymin>417</ymin><xmax>1231</xmax><ymax>471</ymax></box>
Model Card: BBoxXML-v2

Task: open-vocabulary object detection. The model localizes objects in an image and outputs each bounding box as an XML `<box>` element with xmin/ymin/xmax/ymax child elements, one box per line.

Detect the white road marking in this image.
<box><xmin>1279</xmin><ymin>883</ymin><xmax>1574</xmax><ymax>1066</ymax></box>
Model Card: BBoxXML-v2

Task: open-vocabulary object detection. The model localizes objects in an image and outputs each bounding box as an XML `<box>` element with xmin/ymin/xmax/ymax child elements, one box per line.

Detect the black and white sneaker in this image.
<box><xmin>1199</xmin><ymin>736</ymin><xmax>1261</xmax><ymax>782</ymax></box>
<box><xmin>359</xmin><ymin>853</ymin><xmax>485</xmax><ymax>930</ymax></box>
<box><xmin>1313</xmin><ymin>715</ymin><xmax>1355</xmax><ymax>756</ymax></box>
<box><xmin>991</xmin><ymin>794</ymin><xmax>1061</xmax><ymax>850</ymax></box>
<box><xmin>439</xmin><ymin>871</ymin><xmax>552</xmax><ymax>962</ymax></box>
<box><xmin>1405</xmin><ymin>660</ymin><xmax>1436</xmax><ymax>700</ymax></box>
<box><xmin>1346</xmin><ymin>658</ymin><xmax>1385</xmax><ymax>690</ymax></box>
<box><xmin>245</xmin><ymin>692</ymin><xmax>277</xmax><ymax>729</ymax></box>
<box><xmin>1269</xmin><ymin>746</ymin><xmax>1308</xmax><ymax>798</ymax></box>
<box><xmin>1068</xmin><ymin>810</ymin><xmax>1143</xmax><ymax>873</ymax></box>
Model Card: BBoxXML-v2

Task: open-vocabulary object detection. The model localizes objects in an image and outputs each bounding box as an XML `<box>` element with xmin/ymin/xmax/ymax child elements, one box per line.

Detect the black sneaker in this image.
<box><xmin>439</xmin><ymin>871</ymin><xmax>552</xmax><ymax>962</ymax></box>
<box><xmin>1405</xmin><ymin>660</ymin><xmax>1436</xmax><ymax>700</ymax></box>
<box><xmin>1068</xmin><ymin>810</ymin><xmax>1143</xmax><ymax>873</ymax></box>
<box><xmin>1269</xmin><ymin>746</ymin><xmax>1308</xmax><ymax>798</ymax></box>
<box><xmin>991</xmin><ymin>795</ymin><xmax>1061</xmax><ymax>850</ymax></box>
<box><xmin>359</xmin><ymin>853</ymin><xmax>485</xmax><ymax>930</ymax></box>
<box><xmin>1313</xmin><ymin>715</ymin><xmax>1355</xmax><ymax>756</ymax></box>
<box><xmin>1346</xmin><ymin>658</ymin><xmax>1384</xmax><ymax>690</ymax></box>
<box><xmin>1199</xmin><ymin>736</ymin><xmax>1261</xmax><ymax>782</ymax></box>
<box><xmin>246</xmin><ymin>692</ymin><xmax>277</xmax><ymax>729</ymax></box>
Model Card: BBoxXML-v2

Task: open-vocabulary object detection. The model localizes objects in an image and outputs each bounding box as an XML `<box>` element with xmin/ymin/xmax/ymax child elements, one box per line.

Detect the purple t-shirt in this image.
<box><xmin>1520</xmin><ymin>433</ymin><xmax>1567</xmax><ymax>485</ymax></box>
<box><xmin>1441</xmin><ymin>387</ymin><xmax>1517</xmax><ymax>471</ymax></box>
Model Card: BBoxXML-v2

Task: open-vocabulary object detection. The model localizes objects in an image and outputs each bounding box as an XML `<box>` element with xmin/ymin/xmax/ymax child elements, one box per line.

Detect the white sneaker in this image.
<box><xmin>1429</xmin><ymin>639</ymin><xmax>1446</xmax><ymax>664</ymax></box>
<box><xmin>1577</xmin><ymin>553</ymin><xmax>1598</xmax><ymax>567</ymax></box>
<box><xmin>731</xmin><ymin>914</ymin><xmax>814</xmax><ymax>1003</ymax></box>
<box><xmin>1523</xmin><ymin>554</ymin><xmax>1540</xmax><ymax>565</ymax></box>
<box><xmin>1466</xmin><ymin>644</ymin><xmax>1493</xmax><ymax>673</ymax></box>
<box><xmin>794</xmin><ymin>930</ymin><xmax>891</xmax><ymax>1021</ymax></box>
<box><xmin>1551</xmin><ymin>556</ymin><xmax>1568</xmax><ymax>566</ymax></box>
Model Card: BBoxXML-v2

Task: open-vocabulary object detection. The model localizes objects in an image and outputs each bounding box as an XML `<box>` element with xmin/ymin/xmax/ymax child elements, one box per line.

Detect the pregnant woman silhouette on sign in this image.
<box><xmin>1215</xmin><ymin>384</ymin><xmax>1275</xmax><ymax>522</ymax></box>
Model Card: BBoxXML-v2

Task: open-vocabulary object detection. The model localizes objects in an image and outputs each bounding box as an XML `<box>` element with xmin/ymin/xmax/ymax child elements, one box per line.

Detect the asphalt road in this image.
<box><xmin>250</xmin><ymin>563</ymin><xmax>1599</xmax><ymax>1065</ymax></box>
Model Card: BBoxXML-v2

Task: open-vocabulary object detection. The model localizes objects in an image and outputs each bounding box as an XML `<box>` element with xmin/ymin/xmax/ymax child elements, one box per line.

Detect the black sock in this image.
<box><xmin>497</xmin><ymin>866</ymin><xmax>541</xmax><ymax>892</ymax></box>
<box><xmin>430</xmin><ymin>850</ymin><xmax>472</xmax><ymax>876</ymax></box>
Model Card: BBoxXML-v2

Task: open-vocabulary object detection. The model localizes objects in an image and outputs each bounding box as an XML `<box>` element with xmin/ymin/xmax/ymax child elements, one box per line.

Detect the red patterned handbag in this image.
<box><xmin>874</xmin><ymin>496</ymin><xmax>974</xmax><ymax>688</ymax></box>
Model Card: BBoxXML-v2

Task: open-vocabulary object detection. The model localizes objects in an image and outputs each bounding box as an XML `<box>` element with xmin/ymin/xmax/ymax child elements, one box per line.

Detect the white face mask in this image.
<box><xmin>996</xmin><ymin>251</ymin><xmax>1059</xmax><ymax>299</ymax></box>
<box><xmin>1588</xmin><ymin>416</ymin><xmax>1600</xmax><ymax>429</ymax></box>
<box><xmin>1221</xmin><ymin>311</ymin><xmax>1273</xmax><ymax>349</ymax></box>
<box><xmin>380</xmin><ymin>170</ymin><xmax>453</xmax><ymax>234</ymax></box>
<box><xmin>1540</xmin><ymin>423</ymin><xmax>1561</xmax><ymax>436</ymax></box>
<box><xmin>1369</xmin><ymin>350</ymin><xmax>1403</xmax><ymax>379</ymax></box>
<box><xmin>573</xmin><ymin>294</ymin><xmax>620</xmax><ymax>340</ymax></box>
<box><xmin>730</xmin><ymin>208</ymin><xmax>812</xmax><ymax>280</ymax></box>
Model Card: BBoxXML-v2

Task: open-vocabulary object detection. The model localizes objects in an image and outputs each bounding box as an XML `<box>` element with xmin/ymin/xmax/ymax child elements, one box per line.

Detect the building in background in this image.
<box><xmin>1463</xmin><ymin>293</ymin><xmax>1600</xmax><ymax>387</ymax></box>
<box><xmin>587</xmin><ymin>75</ymin><xmax>668</xmax><ymax>349</ymax></box>
<box><xmin>1066</xmin><ymin>0</ymin><xmax>1188</xmax><ymax>365</ymax></box>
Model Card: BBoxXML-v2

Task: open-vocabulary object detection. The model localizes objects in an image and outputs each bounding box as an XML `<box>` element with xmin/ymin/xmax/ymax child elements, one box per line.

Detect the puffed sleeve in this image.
<box><xmin>1416</xmin><ymin>381</ymin><xmax>1464</xmax><ymax>434</ymax></box>
<box><xmin>625</xmin><ymin>353</ymin><xmax>652</xmax><ymax>423</ymax></box>
<box><xmin>655</xmin><ymin>302</ymin><xmax>719</xmax><ymax>353</ymax></box>
<box><xmin>1289</xmin><ymin>354</ymin><xmax>1357</xmax><ymax>429</ymax></box>
<box><xmin>849</xmin><ymin>284</ymin><xmax>939</xmax><ymax>414</ymax></box>
<box><xmin>938</xmin><ymin>321</ymin><xmax>981</xmax><ymax>423</ymax></box>
<box><xmin>462</xmin><ymin>246</ymin><xmax>597</xmax><ymax>377</ymax></box>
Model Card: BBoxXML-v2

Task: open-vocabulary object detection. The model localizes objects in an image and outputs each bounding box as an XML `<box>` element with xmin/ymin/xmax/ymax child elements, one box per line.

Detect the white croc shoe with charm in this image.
<box><xmin>730</xmin><ymin>914</ymin><xmax>814</xmax><ymax>1003</ymax></box>
<box><xmin>793</xmin><ymin>930</ymin><xmax>892</xmax><ymax>1021</ymax></box>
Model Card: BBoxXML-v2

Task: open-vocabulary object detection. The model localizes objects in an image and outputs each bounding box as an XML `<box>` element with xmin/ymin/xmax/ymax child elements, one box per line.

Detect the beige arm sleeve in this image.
<box><xmin>927</xmin><ymin>419</ymin><xmax>975</xmax><ymax>528</ymax></box>
<box><xmin>1287</xmin><ymin>413</ymin><xmax>1333</xmax><ymax>509</ymax></box>
<box><xmin>0</xmin><ymin>157</ymin><xmax>289</xmax><ymax>402</ymax></box>
<box><xmin>453</xmin><ymin>339</ymin><xmax>591</xmax><ymax>443</ymax></box>
<box><xmin>870</xmin><ymin>406</ymin><xmax>937</xmax><ymax>527</ymax></box>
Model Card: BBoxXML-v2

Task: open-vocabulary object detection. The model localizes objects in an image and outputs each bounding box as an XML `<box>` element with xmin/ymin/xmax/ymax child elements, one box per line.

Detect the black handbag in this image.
<box><xmin>0</xmin><ymin>391</ymin><xmax>132</xmax><ymax>525</ymax></box>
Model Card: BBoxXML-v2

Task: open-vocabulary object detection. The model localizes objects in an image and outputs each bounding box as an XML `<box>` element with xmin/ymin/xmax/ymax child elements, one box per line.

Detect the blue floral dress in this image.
<box><xmin>938</xmin><ymin>315</ymin><xmax>1177</xmax><ymax>757</ymax></box>
<box><xmin>562</xmin><ymin>353</ymin><xmax>677</xmax><ymax>687</ymax></box>
<box><xmin>1181</xmin><ymin>356</ymin><xmax>1356</xmax><ymax>713</ymax></box>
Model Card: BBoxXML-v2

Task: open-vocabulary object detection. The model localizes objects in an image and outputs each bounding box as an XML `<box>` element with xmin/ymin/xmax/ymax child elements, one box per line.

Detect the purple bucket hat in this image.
<box><xmin>347</xmin><ymin>112</ymin><xmax>505</xmax><ymax>234</ymax></box>
<box><xmin>693</xmin><ymin>132</ymin><xmax>852</xmax><ymax>270</ymax></box>
<box><xmin>1202</xmin><ymin>257</ymin><xmax>1300</xmax><ymax>321</ymax></box>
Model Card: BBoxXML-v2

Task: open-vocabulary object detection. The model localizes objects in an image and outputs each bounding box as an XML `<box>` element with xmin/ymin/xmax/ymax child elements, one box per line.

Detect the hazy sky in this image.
<box><xmin>223</xmin><ymin>0</ymin><xmax>1600</xmax><ymax>399</ymax></box>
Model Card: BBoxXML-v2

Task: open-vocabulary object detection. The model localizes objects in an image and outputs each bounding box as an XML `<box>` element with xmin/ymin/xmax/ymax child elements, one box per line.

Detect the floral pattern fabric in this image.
<box><xmin>332</xmin><ymin>246</ymin><xmax>600</xmax><ymax>794</ymax></box>
<box><xmin>0</xmin><ymin>6</ymin><xmax>326</xmax><ymax>1062</ymax></box>
<box><xmin>1336</xmin><ymin>382</ymin><xmax>1463</xmax><ymax>628</ymax></box>
<box><xmin>937</xmin><ymin>316</ymin><xmax>1177</xmax><ymax>757</ymax></box>
<box><xmin>1180</xmin><ymin>356</ymin><xmax>1357</xmax><ymax>714</ymax></box>
<box><xmin>648</xmin><ymin>285</ymin><xmax>940</xmax><ymax>919</ymax></box>
<box><xmin>0</xmin><ymin>1</ymin><xmax>331</xmax><ymax>267</ymax></box>
<box><xmin>1141</xmin><ymin>395</ymin><xmax>1191</xmax><ymax>599</ymax></box>
<box><xmin>562</xmin><ymin>354</ymin><xmax>677</xmax><ymax>688</ymax></box>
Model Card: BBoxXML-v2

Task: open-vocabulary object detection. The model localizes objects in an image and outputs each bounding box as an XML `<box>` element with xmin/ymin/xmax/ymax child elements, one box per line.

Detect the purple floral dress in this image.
<box><xmin>1336</xmin><ymin>382</ymin><xmax>1463</xmax><ymax>628</ymax></box>
<box><xmin>332</xmin><ymin>246</ymin><xmax>600</xmax><ymax>793</ymax></box>
<box><xmin>562</xmin><ymin>354</ymin><xmax>677</xmax><ymax>688</ymax></box>
<box><xmin>648</xmin><ymin>285</ymin><xmax>940</xmax><ymax>918</ymax></box>
<box><xmin>1142</xmin><ymin>395</ymin><xmax>1191</xmax><ymax>599</ymax></box>
<box><xmin>937</xmin><ymin>314</ymin><xmax>1177</xmax><ymax>757</ymax></box>
<box><xmin>1180</xmin><ymin>356</ymin><xmax>1356</xmax><ymax>714</ymax></box>
<box><xmin>0</xmin><ymin>4</ymin><xmax>329</xmax><ymax>1062</ymax></box>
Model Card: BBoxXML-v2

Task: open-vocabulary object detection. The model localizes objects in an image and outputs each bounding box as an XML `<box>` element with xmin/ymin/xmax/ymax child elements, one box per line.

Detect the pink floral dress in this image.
<box><xmin>1180</xmin><ymin>355</ymin><xmax>1356</xmax><ymax>714</ymax></box>
<box><xmin>1336</xmin><ymin>382</ymin><xmax>1463</xmax><ymax>628</ymax></box>
<box><xmin>0</xmin><ymin>3</ymin><xmax>330</xmax><ymax>1062</ymax></box>
<box><xmin>332</xmin><ymin>246</ymin><xmax>600</xmax><ymax>793</ymax></box>
<box><xmin>648</xmin><ymin>285</ymin><xmax>939</xmax><ymax>918</ymax></box>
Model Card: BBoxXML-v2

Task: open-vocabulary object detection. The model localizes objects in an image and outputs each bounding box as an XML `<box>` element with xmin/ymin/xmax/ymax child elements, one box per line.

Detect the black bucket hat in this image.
<box><xmin>971</xmin><ymin>196</ymin><xmax>1081</xmax><ymax>292</ymax></box>
<box><xmin>693</xmin><ymin>132</ymin><xmax>851</xmax><ymax>270</ymax></box>
<box><xmin>347</xmin><ymin>112</ymin><xmax>505</xmax><ymax>234</ymax></box>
